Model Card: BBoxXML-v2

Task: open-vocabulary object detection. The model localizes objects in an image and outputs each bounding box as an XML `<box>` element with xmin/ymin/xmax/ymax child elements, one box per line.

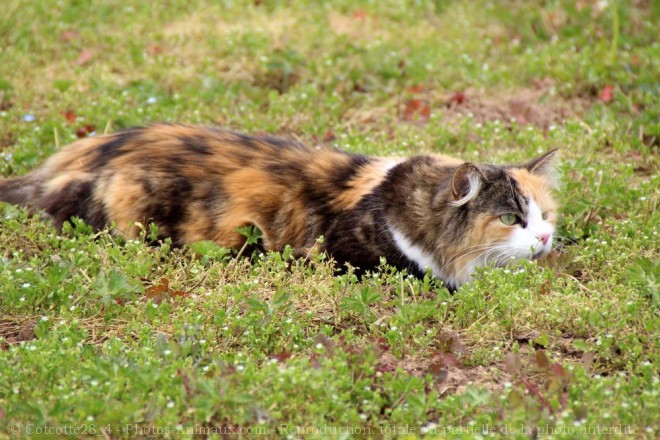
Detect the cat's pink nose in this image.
<box><xmin>537</xmin><ymin>234</ymin><xmax>550</xmax><ymax>245</ymax></box>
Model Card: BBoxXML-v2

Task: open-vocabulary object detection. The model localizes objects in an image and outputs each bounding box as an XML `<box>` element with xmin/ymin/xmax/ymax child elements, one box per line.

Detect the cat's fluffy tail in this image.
<box><xmin>0</xmin><ymin>174</ymin><xmax>40</xmax><ymax>206</ymax></box>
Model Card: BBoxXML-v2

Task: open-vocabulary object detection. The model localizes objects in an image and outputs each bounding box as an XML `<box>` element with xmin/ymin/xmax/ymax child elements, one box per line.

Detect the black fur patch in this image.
<box><xmin>264</xmin><ymin>161</ymin><xmax>305</xmax><ymax>176</ymax></box>
<box><xmin>331</xmin><ymin>154</ymin><xmax>371</xmax><ymax>190</ymax></box>
<box><xmin>92</xmin><ymin>129</ymin><xmax>140</xmax><ymax>168</ymax></box>
<box><xmin>180</xmin><ymin>136</ymin><xmax>213</xmax><ymax>156</ymax></box>
<box><xmin>37</xmin><ymin>180</ymin><xmax>107</xmax><ymax>230</ymax></box>
<box><xmin>231</xmin><ymin>132</ymin><xmax>261</xmax><ymax>150</ymax></box>
<box><xmin>140</xmin><ymin>175</ymin><xmax>193</xmax><ymax>243</ymax></box>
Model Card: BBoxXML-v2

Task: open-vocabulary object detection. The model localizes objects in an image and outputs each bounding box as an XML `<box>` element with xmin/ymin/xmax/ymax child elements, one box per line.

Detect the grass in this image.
<box><xmin>0</xmin><ymin>0</ymin><xmax>658</xmax><ymax>438</ymax></box>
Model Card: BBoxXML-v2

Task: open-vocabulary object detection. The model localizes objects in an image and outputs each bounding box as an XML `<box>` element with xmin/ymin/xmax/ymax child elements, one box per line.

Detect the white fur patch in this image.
<box><xmin>507</xmin><ymin>198</ymin><xmax>555</xmax><ymax>259</ymax></box>
<box><xmin>468</xmin><ymin>198</ymin><xmax>555</xmax><ymax>285</ymax></box>
<box><xmin>451</xmin><ymin>173</ymin><xmax>482</xmax><ymax>207</ymax></box>
<box><xmin>389</xmin><ymin>225</ymin><xmax>441</xmax><ymax>277</ymax></box>
<box><xmin>381</xmin><ymin>158</ymin><xmax>403</xmax><ymax>172</ymax></box>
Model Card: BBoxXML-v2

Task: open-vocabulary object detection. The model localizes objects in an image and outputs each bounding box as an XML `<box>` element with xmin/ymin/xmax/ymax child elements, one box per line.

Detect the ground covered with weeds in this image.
<box><xmin>0</xmin><ymin>1</ymin><xmax>658</xmax><ymax>438</ymax></box>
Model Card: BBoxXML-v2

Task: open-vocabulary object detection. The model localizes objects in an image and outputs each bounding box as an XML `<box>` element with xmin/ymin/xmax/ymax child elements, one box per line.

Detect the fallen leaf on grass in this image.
<box><xmin>376</xmin><ymin>351</ymin><xmax>398</xmax><ymax>373</ymax></box>
<box><xmin>147</xmin><ymin>45</ymin><xmax>163</xmax><ymax>56</ymax></box>
<box><xmin>352</xmin><ymin>9</ymin><xmax>367</xmax><ymax>20</ymax></box>
<box><xmin>76</xmin><ymin>124</ymin><xmax>96</xmax><ymax>138</ymax></box>
<box><xmin>272</xmin><ymin>351</ymin><xmax>293</xmax><ymax>363</ymax></box>
<box><xmin>77</xmin><ymin>49</ymin><xmax>93</xmax><ymax>66</ymax></box>
<box><xmin>406</xmin><ymin>84</ymin><xmax>425</xmax><ymax>93</ymax></box>
<box><xmin>427</xmin><ymin>351</ymin><xmax>459</xmax><ymax>375</ymax></box>
<box><xmin>146</xmin><ymin>277</ymin><xmax>170</xmax><ymax>297</ymax></box>
<box><xmin>60</xmin><ymin>29</ymin><xmax>80</xmax><ymax>42</ymax></box>
<box><xmin>322</xmin><ymin>130</ymin><xmax>336</xmax><ymax>142</ymax></box>
<box><xmin>402</xmin><ymin>98</ymin><xmax>431</xmax><ymax>123</ymax></box>
<box><xmin>535</xmin><ymin>349</ymin><xmax>551</xmax><ymax>370</ymax></box>
<box><xmin>599</xmin><ymin>85</ymin><xmax>614</xmax><ymax>103</ymax></box>
<box><xmin>146</xmin><ymin>277</ymin><xmax>189</xmax><ymax>304</ymax></box>
<box><xmin>449</xmin><ymin>91</ymin><xmax>467</xmax><ymax>105</ymax></box>
<box><xmin>550</xmin><ymin>363</ymin><xmax>566</xmax><ymax>378</ymax></box>
<box><xmin>63</xmin><ymin>109</ymin><xmax>77</xmax><ymax>123</ymax></box>
<box><xmin>437</xmin><ymin>330</ymin><xmax>467</xmax><ymax>355</ymax></box>
<box><xmin>504</xmin><ymin>352</ymin><xmax>523</xmax><ymax>377</ymax></box>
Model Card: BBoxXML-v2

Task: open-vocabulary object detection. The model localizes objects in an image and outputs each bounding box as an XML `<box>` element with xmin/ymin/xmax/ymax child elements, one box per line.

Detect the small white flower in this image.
<box><xmin>166</xmin><ymin>401</ymin><xmax>175</xmax><ymax>408</ymax></box>
<box><xmin>421</xmin><ymin>423</ymin><xmax>437</xmax><ymax>434</ymax></box>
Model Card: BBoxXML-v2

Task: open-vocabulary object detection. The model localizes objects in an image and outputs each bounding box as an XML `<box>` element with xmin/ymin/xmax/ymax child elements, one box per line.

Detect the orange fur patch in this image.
<box><xmin>331</xmin><ymin>159</ymin><xmax>401</xmax><ymax>210</ymax></box>
<box><xmin>103</xmin><ymin>176</ymin><xmax>146</xmax><ymax>238</ymax></box>
<box><xmin>508</xmin><ymin>168</ymin><xmax>558</xmax><ymax>222</ymax></box>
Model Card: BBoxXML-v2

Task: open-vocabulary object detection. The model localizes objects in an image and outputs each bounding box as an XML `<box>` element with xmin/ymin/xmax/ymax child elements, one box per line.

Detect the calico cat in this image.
<box><xmin>0</xmin><ymin>124</ymin><xmax>558</xmax><ymax>290</ymax></box>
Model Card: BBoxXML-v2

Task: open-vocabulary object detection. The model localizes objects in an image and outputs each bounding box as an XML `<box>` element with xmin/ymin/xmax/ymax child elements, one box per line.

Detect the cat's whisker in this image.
<box><xmin>454</xmin><ymin>245</ymin><xmax>510</xmax><ymax>281</ymax></box>
<box><xmin>439</xmin><ymin>243</ymin><xmax>505</xmax><ymax>270</ymax></box>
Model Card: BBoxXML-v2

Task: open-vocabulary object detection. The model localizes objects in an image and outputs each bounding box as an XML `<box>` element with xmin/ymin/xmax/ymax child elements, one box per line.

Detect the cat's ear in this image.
<box><xmin>451</xmin><ymin>163</ymin><xmax>485</xmax><ymax>206</ymax></box>
<box><xmin>523</xmin><ymin>149</ymin><xmax>559</xmax><ymax>185</ymax></box>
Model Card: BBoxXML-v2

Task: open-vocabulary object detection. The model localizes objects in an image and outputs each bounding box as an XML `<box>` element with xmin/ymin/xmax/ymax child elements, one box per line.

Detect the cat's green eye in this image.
<box><xmin>500</xmin><ymin>214</ymin><xmax>518</xmax><ymax>226</ymax></box>
<box><xmin>542</xmin><ymin>211</ymin><xmax>549</xmax><ymax>220</ymax></box>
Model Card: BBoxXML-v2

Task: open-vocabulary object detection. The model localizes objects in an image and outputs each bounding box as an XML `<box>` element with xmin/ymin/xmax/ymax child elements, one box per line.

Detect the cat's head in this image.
<box><xmin>433</xmin><ymin>150</ymin><xmax>559</xmax><ymax>288</ymax></box>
